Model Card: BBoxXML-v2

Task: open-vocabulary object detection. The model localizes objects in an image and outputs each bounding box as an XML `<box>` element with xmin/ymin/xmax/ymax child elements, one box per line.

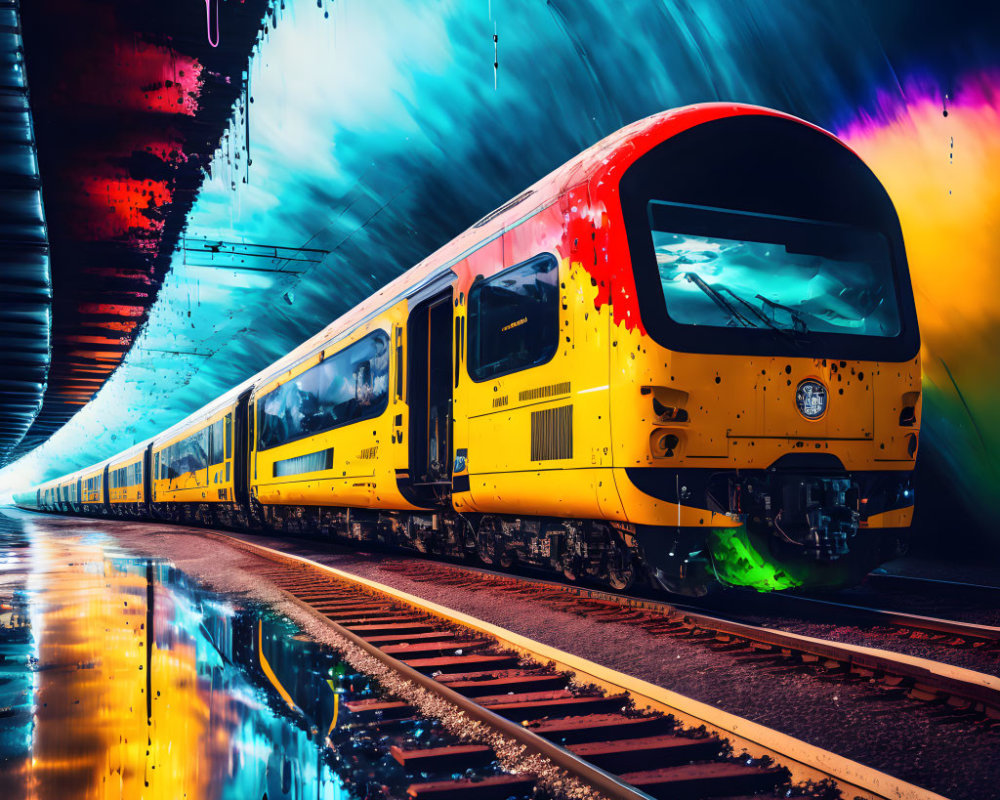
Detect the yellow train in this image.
<box><xmin>19</xmin><ymin>104</ymin><xmax>921</xmax><ymax>594</ymax></box>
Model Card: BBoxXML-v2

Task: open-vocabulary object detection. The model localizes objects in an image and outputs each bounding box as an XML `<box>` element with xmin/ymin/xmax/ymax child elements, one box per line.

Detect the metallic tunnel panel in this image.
<box><xmin>0</xmin><ymin>0</ymin><xmax>51</xmax><ymax>465</ymax></box>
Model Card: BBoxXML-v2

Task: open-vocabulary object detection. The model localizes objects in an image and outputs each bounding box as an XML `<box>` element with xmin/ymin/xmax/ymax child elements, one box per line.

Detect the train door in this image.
<box><xmin>234</xmin><ymin>389</ymin><xmax>252</xmax><ymax>512</ymax></box>
<box><xmin>407</xmin><ymin>289</ymin><xmax>454</xmax><ymax>506</ymax></box>
<box><xmin>143</xmin><ymin>444</ymin><xmax>153</xmax><ymax>512</ymax></box>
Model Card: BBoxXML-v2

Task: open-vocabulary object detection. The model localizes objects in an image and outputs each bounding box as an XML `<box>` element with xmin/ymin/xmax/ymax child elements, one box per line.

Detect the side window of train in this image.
<box><xmin>209</xmin><ymin>419</ymin><xmax>225</xmax><ymax>465</ymax></box>
<box><xmin>256</xmin><ymin>329</ymin><xmax>391</xmax><ymax>451</ymax></box>
<box><xmin>467</xmin><ymin>254</ymin><xmax>559</xmax><ymax>382</ymax></box>
<box><xmin>163</xmin><ymin>429</ymin><xmax>210</xmax><ymax>479</ymax></box>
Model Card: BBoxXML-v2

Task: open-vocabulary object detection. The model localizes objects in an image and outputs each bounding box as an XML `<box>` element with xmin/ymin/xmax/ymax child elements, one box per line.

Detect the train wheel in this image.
<box><xmin>606</xmin><ymin>536</ymin><xmax>636</xmax><ymax>592</ymax></box>
<box><xmin>476</xmin><ymin>516</ymin><xmax>500</xmax><ymax>566</ymax></box>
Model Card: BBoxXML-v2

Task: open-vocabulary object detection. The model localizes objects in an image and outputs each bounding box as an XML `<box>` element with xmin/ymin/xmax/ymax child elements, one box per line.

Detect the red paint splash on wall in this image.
<box><xmin>77</xmin><ymin>304</ymin><xmax>146</xmax><ymax>318</ymax></box>
<box><xmin>47</xmin><ymin>33</ymin><xmax>202</xmax><ymax>117</ymax></box>
<box><xmin>76</xmin><ymin>177</ymin><xmax>171</xmax><ymax>239</ymax></box>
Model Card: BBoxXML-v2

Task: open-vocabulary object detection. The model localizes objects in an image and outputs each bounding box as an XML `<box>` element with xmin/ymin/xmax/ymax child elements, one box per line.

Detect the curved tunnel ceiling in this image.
<box><xmin>0</xmin><ymin>0</ymin><xmax>50</xmax><ymax>465</ymax></box>
<box><xmin>2</xmin><ymin>0</ymin><xmax>269</xmax><ymax>465</ymax></box>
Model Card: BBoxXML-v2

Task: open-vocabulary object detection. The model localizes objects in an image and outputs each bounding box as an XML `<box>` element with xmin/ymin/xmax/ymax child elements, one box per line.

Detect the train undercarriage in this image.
<box><xmin>85</xmin><ymin>489</ymin><xmax>909</xmax><ymax>596</ymax></box>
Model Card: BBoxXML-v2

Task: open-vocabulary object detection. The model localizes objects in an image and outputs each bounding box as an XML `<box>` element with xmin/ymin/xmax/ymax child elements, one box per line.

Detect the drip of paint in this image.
<box><xmin>206</xmin><ymin>0</ymin><xmax>220</xmax><ymax>48</ymax></box>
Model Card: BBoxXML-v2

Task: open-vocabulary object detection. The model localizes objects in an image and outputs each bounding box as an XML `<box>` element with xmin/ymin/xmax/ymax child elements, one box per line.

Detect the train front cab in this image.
<box><xmin>600</xmin><ymin>108</ymin><xmax>920</xmax><ymax>592</ymax></box>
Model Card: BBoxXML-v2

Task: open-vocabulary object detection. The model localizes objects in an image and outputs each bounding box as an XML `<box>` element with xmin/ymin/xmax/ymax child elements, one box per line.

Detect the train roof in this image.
<box><xmin>106</xmin><ymin>440</ymin><xmax>150</xmax><ymax>467</ymax></box>
<box><xmin>37</xmin><ymin>103</ymin><xmax>835</xmax><ymax>490</ymax></box>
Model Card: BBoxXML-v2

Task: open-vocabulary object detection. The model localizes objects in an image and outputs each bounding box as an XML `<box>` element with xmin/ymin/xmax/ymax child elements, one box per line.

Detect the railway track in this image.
<box><xmin>367</xmin><ymin>556</ymin><xmax>1000</xmax><ymax>720</ymax></box>
<box><xmin>201</xmin><ymin>530</ymin><xmax>949</xmax><ymax>800</ymax></box>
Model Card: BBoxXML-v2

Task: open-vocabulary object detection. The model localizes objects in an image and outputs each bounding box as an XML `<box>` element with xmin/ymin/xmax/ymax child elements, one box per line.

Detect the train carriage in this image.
<box><xmin>78</xmin><ymin>461</ymin><xmax>107</xmax><ymax>516</ymax></box>
<box><xmin>51</xmin><ymin>476</ymin><xmax>71</xmax><ymax>513</ymax></box>
<box><xmin>107</xmin><ymin>442</ymin><xmax>148</xmax><ymax>518</ymax></box>
<box><xmin>18</xmin><ymin>103</ymin><xmax>921</xmax><ymax>595</ymax></box>
<box><xmin>248</xmin><ymin>306</ymin><xmax>426</xmax><ymax>541</ymax></box>
<box><xmin>150</xmin><ymin>393</ymin><xmax>242</xmax><ymax>527</ymax></box>
<box><xmin>34</xmin><ymin>479</ymin><xmax>59</xmax><ymax>512</ymax></box>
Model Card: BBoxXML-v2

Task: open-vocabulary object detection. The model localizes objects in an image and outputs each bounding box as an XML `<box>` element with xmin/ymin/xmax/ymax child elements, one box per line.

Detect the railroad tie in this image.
<box><xmin>405</xmin><ymin>774</ymin><xmax>536</xmax><ymax>800</ymax></box>
<box><xmin>403</xmin><ymin>653</ymin><xmax>521</xmax><ymax>673</ymax></box>
<box><xmin>480</xmin><ymin>691</ymin><xmax>628</xmax><ymax>720</ymax></box>
<box><xmin>618</xmin><ymin>762</ymin><xmax>787</xmax><ymax>800</ymax></box>
<box><xmin>567</xmin><ymin>735</ymin><xmax>723</xmax><ymax>773</ymax></box>
<box><xmin>435</xmin><ymin>671</ymin><xmax>567</xmax><ymax>697</ymax></box>
<box><xmin>343</xmin><ymin>698</ymin><xmax>415</xmax><ymax>721</ymax></box>
<box><xmin>526</xmin><ymin>713</ymin><xmax>670</xmax><ymax>744</ymax></box>
<box><xmin>391</xmin><ymin>743</ymin><xmax>495</xmax><ymax>771</ymax></box>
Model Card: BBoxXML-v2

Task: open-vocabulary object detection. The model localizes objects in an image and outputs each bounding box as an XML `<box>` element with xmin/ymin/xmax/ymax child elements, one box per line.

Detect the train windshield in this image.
<box><xmin>648</xmin><ymin>201</ymin><xmax>900</xmax><ymax>337</ymax></box>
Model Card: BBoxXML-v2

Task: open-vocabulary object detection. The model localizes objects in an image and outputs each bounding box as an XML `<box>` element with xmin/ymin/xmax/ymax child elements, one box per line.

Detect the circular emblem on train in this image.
<box><xmin>795</xmin><ymin>379</ymin><xmax>828</xmax><ymax>420</ymax></box>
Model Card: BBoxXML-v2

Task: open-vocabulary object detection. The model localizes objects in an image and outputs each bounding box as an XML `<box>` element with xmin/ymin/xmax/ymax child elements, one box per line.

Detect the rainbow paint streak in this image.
<box><xmin>838</xmin><ymin>71</ymin><xmax>1000</xmax><ymax>537</ymax></box>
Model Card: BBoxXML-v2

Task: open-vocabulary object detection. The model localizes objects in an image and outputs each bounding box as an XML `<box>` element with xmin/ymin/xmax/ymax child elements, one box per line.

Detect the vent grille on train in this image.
<box><xmin>531</xmin><ymin>405</ymin><xmax>573</xmax><ymax>461</ymax></box>
<box><xmin>493</xmin><ymin>395</ymin><xmax>509</xmax><ymax>408</ymax></box>
<box><xmin>273</xmin><ymin>448</ymin><xmax>334</xmax><ymax>477</ymax></box>
<box><xmin>519</xmin><ymin>381</ymin><xmax>571</xmax><ymax>402</ymax></box>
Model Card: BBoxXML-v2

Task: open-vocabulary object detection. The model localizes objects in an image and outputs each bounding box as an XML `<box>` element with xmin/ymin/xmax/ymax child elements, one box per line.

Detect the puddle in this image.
<box><xmin>0</xmin><ymin>513</ymin><xmax>497</xmax><ymax>799</ymax></box>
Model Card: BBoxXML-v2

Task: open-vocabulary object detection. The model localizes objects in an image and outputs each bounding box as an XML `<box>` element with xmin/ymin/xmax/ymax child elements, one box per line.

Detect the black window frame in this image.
<box><xmin>209</xmin><ymin>418</ymin><xmax>225</xmax><ymax>465</ymax></box>
<box><xmin>467</xmin><ymin>253</ymin><xmax>560</xmax><ymax>383</ymax></box>
<box><xmin>618</xmin><ymin>114</ymin><xmax>920</xmax><ymax>362</ymax></box>
<box><xmin>255</xmin><ymin>328</ymin><xmax>391</xmax><ymax>452</ymax></box>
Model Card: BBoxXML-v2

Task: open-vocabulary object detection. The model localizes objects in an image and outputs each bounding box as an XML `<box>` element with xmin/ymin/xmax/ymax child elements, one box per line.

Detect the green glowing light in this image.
<box><xmin>707</xmin><ymin>527</ymin><xmax>803</xmax><ymax>592</ymax></box>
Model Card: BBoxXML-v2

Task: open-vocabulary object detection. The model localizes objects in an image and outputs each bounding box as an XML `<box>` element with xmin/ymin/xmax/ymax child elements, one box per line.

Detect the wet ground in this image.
<box><xmin>0</xmin><ymin>510</ymin><xmax>512</xmax><ymax>800</ymax></box>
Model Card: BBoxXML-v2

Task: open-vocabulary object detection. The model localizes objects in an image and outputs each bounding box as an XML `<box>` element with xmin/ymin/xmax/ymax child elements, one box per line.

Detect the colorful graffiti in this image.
<box><xmin>838</xmin><ymin>70</ymin><xmax>1000</xmax><ymax>537</ymax></box>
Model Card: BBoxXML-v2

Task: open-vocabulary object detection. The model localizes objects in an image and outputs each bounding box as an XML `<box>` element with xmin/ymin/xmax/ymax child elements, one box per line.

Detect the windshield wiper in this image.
<box><xmin>719</xmin><ymin>287</ymin><xmax>808</xmax><ymax>352</ymax></box>
<box><xmin>718</xmin><ymin>287</ymin><xmax>778</xmax><ymax>329</ymax></box>
<box><xmin>755</xmin><ymin>293</ymin><xmax>809</xmax><ymax>334</ymax></box>
<box><xmin>685</xmin><ymin>273</ymin><xmax>754</xmax><ymax>328</ymax></box>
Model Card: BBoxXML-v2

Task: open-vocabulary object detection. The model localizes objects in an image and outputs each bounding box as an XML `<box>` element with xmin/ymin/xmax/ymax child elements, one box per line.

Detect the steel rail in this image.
<box><xmin>280</xmin><ymin>583</ymin><xmax>658</xmax><ymax>800</ymax></box>
<box><xmin>760</xmin><ymin>592</ymin><xmax>1000</xmax><ymax>645</ymax></box>
<box><xmin>401</xmin><ymin>558</ymin><xmax>1000</xmax><ymax>717</ymax></box>
<box><xmin>866</xmin><ymin>570</ymin><xmax>1000</xmax><ymax>600</ymax></box>
<box><xmin>356</xmin><ymin>554</ymin><xmax>1000</xmax><ymax>707</ymax></box>
<box><xmin>222</xmin><ymin>536</ymin><xmax>661</xmax><ymax>800</ymax></box>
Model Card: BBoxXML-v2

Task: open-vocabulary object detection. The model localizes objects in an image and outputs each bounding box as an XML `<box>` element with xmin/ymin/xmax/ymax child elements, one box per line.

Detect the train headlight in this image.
<box><xmin>795</xmin><ymin>379</ymin><xmax>827</xmax><ymax>420</ymax></box>
<box><xmin>650</xmin><ymin>430</ymin><xmax>680</xmax><ymax>457</ymax></box>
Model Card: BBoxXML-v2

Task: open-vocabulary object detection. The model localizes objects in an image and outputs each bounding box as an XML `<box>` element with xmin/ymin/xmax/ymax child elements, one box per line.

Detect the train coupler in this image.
<box><xmin>732</xmin><ymin>474</ymin><xmax>860</xmax><ymax>562</ymax></box>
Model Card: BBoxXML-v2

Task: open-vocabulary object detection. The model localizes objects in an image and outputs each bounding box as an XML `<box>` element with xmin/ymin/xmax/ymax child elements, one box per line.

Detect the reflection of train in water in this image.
<box><xmin>18</xmin><ymin>104</ymin><xmax>921</xmax><ymax>595</ymax></box>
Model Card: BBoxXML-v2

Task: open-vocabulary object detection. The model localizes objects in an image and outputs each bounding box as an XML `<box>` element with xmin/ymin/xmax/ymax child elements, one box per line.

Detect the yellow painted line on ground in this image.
<box><xmin>216</xmin><ymin>533</ymin><xmax>950</xmax><ymax>800</ymax></box>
